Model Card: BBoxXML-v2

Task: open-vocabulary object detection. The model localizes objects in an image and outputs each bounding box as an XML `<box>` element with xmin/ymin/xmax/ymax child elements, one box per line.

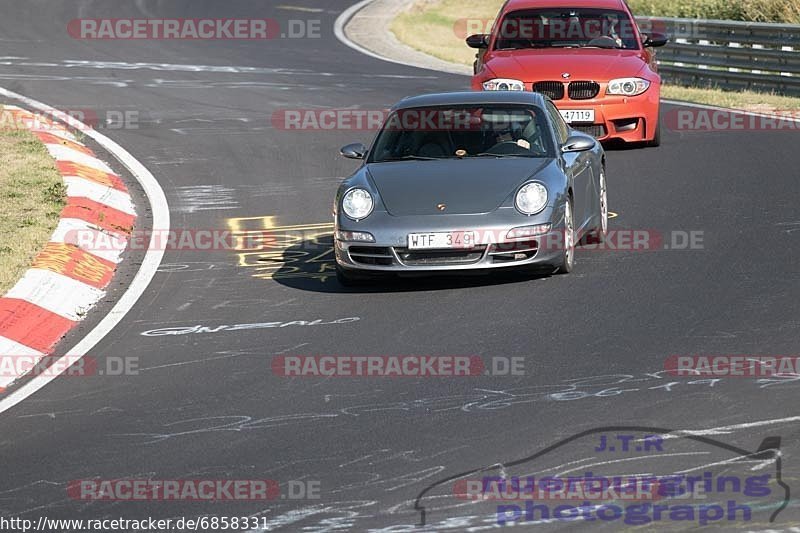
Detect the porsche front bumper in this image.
<box><xmin>334</xmin><ymin>206</ymin><xmax>569</xmax><ymax>273</ymax></box>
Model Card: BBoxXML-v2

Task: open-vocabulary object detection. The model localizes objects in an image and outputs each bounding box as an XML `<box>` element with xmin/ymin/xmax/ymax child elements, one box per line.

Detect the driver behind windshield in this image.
<box><xmin>495</xmin><ymin>9</ymin><xmax>638</xmax><ymax>50</ymax></box>
<box><xmin>368</xmin><ymin>107</ymin><xmax>553</xmax><ymax>162</ymax></box>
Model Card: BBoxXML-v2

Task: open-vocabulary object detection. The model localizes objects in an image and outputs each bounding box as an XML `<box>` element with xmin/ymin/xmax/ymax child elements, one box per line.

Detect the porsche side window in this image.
<box><xmin>546</xmin><ymin>102</ymin><xmax>569</xmax><ymax>144</ymax></box>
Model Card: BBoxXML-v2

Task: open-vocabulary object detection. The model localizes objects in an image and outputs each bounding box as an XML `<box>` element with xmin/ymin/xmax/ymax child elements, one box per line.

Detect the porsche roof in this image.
<box><xmin>392</xmin><ymin>91</ymin><xmax>548</xmax><ymax>111</ymax></box>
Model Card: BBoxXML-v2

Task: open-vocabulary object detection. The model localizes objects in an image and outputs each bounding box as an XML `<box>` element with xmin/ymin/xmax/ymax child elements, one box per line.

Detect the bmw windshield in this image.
<box><xmin>493</xmin><ymin>9</ymin><xmax>640</xmax><ymax>50</ymax></box>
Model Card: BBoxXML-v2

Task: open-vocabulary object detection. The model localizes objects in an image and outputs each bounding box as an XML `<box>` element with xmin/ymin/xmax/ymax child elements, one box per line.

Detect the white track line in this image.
<box><xmin>0</xmin><ymin>87</ymin><xmax>170</xmax><ymax>414</ymax></box>
<box><xmin>666</xmin><ymin>415</ymin><xmax>800</xmax><ymax>437</ymax></box>
<box><xmin>661</xmin><ymin>98</ymin><xmax>800</xmax><ymax>123</ymax></box>
<box><xmin>0</xmin><ymin>337</ymin><xmax>43</xmax><ymax>359</ymax></box>
<box><xmin>334</xmin><ymin>0</ymin><xmax>419</xmax><ymax>69</ymax></box>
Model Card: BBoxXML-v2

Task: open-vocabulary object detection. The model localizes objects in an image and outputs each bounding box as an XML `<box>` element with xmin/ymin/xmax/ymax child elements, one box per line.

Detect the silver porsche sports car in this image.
<box><xmin>334</xmin><ymin>91</ymin><xmax>607</xmax><ymax>285</ymax></box>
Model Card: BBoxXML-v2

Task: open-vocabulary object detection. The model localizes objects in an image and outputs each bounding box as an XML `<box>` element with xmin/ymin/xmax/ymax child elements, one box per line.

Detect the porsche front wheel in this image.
<box><xmin>553</xmin><ymin>198</ymin><xmax>575</xmax><ymax>275</ymax></box>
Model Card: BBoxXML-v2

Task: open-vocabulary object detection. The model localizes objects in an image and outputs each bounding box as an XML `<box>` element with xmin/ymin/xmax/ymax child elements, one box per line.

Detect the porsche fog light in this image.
<box><xmin>507</xmin><ymin>223</ymin><xmax>552</xmax><ymax>240</ymax></box>
<box><xmin>335</xmin><ymin>230</ymin><xmax>375</xmax><ymax>242</ymax></box>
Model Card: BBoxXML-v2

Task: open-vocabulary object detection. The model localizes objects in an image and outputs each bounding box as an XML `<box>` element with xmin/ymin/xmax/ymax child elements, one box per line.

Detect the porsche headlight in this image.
<box><xmin>515</xmin><ymin>182</ymin><xmax>548</xmax><ymax>215</ymax></box>
<box><xmin>342</xmin><ymin>188</ymin><xmax>374</xmax><ymax>220</ymax></box>
<box><xmin>482</xmin><ymin>78</ymin><xmax>525</xmax><ymax>91</ymax></box>
<box><xmin>607</xmin><ymin>77</ymin><xmax>651</xmax><ymax>96</ymax></box>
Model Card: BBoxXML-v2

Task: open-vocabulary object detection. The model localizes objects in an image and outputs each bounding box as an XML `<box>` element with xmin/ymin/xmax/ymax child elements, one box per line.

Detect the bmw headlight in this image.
<box><xmin>515</xmin><ymin>182</ymin><xmax>548</xmax><ymax>215</ymax></box>
<box><xmin>606</xmin><ymin>77</ymin><xmax>650</xmax><ymax>96</ymax></box>
<box><xmin>482</xmin><ymin>78</ymin><xmax>525</xmax><ymax>91</ymax></box>
<box><xmin>342</xmin><ymin>188</ymin><xmax>374</xmax><ymax>220</ymax></box>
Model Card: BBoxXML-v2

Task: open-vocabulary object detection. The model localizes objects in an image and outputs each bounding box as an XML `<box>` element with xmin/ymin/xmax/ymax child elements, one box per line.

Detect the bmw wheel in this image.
<box><xmin>647</xmin><ymin>119</ymin><xmax>661</xmax><ymax>147</ymax></box>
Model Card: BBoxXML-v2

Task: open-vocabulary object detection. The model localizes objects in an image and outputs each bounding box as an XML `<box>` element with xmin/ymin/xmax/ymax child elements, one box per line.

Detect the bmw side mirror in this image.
<box><xmin>562</xmin><ymin>135</ymin><xmax>596</xmax><ymax>153</ymax></box>
<box><xmin>466</xmin><ymin>34</ymin><xmax>489</xmax><ymax>49</ymax></box>
<box><xmin>643</xmin><ymin>32</ymin><xmax>668</xmax><ymax>47</ymax></box>
<box><xmin>340</xmin><ymin>143</ymin><xmax>367</xmax><ymax>160</ymax></box>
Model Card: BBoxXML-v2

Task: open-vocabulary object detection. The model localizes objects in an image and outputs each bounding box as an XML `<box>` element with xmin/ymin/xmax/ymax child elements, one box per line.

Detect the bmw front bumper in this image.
<box><xmin>559</xmin><ymin>90</ymin><xmax>660</xmax><ymax>143</ymax></box>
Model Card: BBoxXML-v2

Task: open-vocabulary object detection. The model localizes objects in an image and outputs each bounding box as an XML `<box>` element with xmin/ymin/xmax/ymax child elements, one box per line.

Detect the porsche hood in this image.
<box><xmin>366</xmin><ymin>158</ymin><xmax>551</xmax><ymax>216</ymax></box>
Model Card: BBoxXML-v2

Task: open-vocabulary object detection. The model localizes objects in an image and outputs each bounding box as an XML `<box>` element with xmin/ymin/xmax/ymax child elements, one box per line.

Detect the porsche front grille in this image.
<box><xmin>349</xmin><ymin>246</ymin><xmax>393</xmax><ymax>266</ymax></box>
<box><xmin>489</xmin><ymin>240</ymin><xmax>538</xmax><ymax>263</ymax></box>
<box><xmin>395</xmin><ymin>247</ymin><xmax>485</xmax><ymax>266</ymax></box>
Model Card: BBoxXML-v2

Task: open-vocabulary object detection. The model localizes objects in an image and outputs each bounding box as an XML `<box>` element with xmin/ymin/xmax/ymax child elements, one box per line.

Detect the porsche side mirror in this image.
<box><xmin>466</xmin><ymin>34</ymin><xmax>489</xmax><ymax>49</ymax></box>
<box><xmin>340</xmin><ymin>143</ymin><xmax>367</xmax><ymax>160</ymax></box>
<box><xmin>643</xmin><ymin>32</ymin><xmax>668</xmax><ymax>47</ymax></box>
<box><xmin>562</xmin><ymin>135</ymin><xmax>596</xmax><ymax>153</ymax></box>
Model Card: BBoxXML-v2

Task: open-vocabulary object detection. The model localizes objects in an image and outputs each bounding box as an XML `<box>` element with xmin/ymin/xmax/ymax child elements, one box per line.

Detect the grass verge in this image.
<box><xmin>628</xmin><ymin>0</ymin><xmax>800</xmax><ymax>24</ymax></box>
<box><xmin>0</xmin><ymin>108</ymin><xmax>66</xmax><ymax>295</ymax></box>
<box><xmin>391</xmin><ymin>0</ymin><xmax>800</xmax><ymax>111</ymax></box>
<box><xmin>392</xmin><ymin>0</ymin><xmax>499</xmax><ymax>65</ymax></box>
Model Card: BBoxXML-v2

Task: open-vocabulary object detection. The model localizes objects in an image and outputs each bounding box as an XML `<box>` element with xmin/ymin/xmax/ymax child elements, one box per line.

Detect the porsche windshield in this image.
<box><xmin>493</xmin><ymin>9</ymin><xmax>640</xmax><ymax>50</ymax></box>
<box><xmin>368</xmin><ymin>106</ymin><xmax>555</xmax><ymax>162</ymax></box>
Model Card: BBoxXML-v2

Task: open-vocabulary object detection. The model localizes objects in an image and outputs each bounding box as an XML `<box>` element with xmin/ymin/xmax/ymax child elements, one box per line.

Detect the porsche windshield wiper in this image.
<box><xmin>471</xmin><ymin>153</ymin><xmax>536</xmax><ymax>158</ymax></box>
<box><xmin>381</xmin><ymin>155</ymin><xmax>441</xmax><ymax>162</ymax></box>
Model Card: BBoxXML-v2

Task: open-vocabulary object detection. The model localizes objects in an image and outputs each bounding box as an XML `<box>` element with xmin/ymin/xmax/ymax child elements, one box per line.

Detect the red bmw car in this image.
<box><xmin>468</xmin><ymin>0</ymin><xmax>667</xmax><ymax>146</ymax></box>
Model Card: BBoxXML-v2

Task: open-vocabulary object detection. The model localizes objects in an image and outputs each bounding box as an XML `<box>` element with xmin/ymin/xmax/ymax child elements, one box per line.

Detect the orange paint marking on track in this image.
<box><xmin>56</xmin><ymin>161</ymin><xmax>127</xmax><ymax>191</ymax></box>
<box><xmin>32</xmin><ymin>242</ymin><xmax>116</xmax><ymax>289</ymax></box>
<box><xmin>35</xmin><ymin>131</ymin><xmax>96</xmax><ymax>156</ymax></box>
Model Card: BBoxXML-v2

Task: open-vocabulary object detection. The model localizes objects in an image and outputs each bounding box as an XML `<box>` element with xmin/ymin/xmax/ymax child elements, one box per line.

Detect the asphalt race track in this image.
<box><xmin>0</xmin><ymin>1</ymin><xmax>799</xmax><ymax>531</ymax></box>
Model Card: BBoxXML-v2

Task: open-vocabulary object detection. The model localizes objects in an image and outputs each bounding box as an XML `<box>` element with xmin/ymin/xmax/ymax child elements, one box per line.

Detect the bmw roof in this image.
<box><xmin>504</xmin><ymin>0</ymin><xmax>626</xmax><ymax>11</ymax></box>
<box><xmin>392</xmin><ymin>91</ymin><xmax>549</xmax><ymax>111</ymax></box>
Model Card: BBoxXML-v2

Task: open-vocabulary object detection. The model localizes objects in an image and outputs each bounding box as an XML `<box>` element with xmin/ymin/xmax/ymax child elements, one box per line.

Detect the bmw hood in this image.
<box><xmin>484</xmin><ymin>48</ymin><xmax>647</xmax><ymax>81</ymax></box>
<box><xmin>366</xmin><ymin>158</ymin><xmax>550</xmax><ymax>216</ymax></box>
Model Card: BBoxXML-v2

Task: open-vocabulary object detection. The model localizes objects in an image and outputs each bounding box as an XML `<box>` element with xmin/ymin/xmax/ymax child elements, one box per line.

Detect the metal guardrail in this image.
<box><xmin>635</xmin><ymin>16</ymin><xmax>800</xmax><ymax>95</ymax></box>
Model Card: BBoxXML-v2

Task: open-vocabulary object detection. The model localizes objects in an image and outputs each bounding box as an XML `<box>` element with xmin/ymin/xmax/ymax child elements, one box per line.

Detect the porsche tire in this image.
<box><xmin>336</xmin><ymin>264</ymin><xmax>375</xmax><ymax>287</ymax></box>
<box><xmin>582</xmin><ymin>168</ymin><xmax>608</xmax><ymax>245</ymax></box>
<box><xmin>553</xmin><ymin>197</ymin><xmax>575</xmax><ymax>275</ymax></box>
